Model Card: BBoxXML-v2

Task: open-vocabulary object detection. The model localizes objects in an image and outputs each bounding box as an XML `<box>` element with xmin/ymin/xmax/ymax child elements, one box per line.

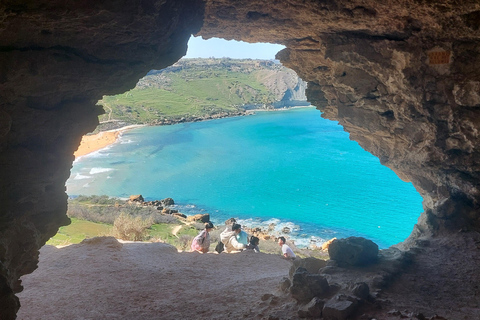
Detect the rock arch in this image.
<box><xmin>1</xmin><ymin>0</ymin><xmax>480</xmax><ymax>318</ymax></box>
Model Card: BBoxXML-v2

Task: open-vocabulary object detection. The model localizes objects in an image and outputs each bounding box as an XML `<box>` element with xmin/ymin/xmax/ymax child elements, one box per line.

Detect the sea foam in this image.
<box><xmin>73</xmin><ymin>174</ymin><xmax>91</xmax><ymax>180</ymax></box>
<box><xmin>89</xmin><ymin>167</ymin><xmax>114</xmax><ymax>174</ymax></box>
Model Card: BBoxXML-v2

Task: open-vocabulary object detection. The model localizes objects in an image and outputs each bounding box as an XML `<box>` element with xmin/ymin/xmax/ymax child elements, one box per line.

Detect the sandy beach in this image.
<box><xmin>73</xmin><ymin>107</ymin><xmax>313</xmax><ymax>158</ymax></box>
<box><xmin>74</xmin><ymin>125</ymin><xmax>144</xmax><ymax>158</ymax></box>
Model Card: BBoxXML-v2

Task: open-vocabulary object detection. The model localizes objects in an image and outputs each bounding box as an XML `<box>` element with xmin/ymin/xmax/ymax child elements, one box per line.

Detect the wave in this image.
<box><xmin>89</xmin><ymin>167</ymin><xmax>114</xmax><ymax>174</ymax></box>
<box><xmin>120</xmin><ymin>139</ymin><xmax>135</xmax><ymax>144</ymax></box>
<box><xmin>235</xmin><ymin>217</ymin><xmax>333</xmax><ymax>249</ymax></box>
<box><xmin>73</xmin><ymin>174</ymin><xmax>91</xmax><ymax>180</ymax></box>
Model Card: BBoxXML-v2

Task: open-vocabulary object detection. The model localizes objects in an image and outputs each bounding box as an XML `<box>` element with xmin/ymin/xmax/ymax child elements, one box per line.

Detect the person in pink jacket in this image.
<box><xmin>191</xmin><ymin>222</ymin><xmax>214</xmax><ymax>253</ymax></box>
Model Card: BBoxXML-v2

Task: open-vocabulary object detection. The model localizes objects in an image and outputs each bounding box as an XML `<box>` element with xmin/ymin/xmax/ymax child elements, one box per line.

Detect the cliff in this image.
<box><xmin>98</xmin><ymin>58</ymin><xmax>308</xmax><ymax>128</ymax></box>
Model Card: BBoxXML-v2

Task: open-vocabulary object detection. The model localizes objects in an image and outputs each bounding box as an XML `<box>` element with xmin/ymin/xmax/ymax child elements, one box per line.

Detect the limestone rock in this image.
<box><xmin>298</xmin><ymin>297</ymin><xmax>324</xmax><ymax>318</ymax></box>
<box><xmin>161</xmin><ymin>198</ymin><xmax>175</xmax><ymax>206</ymax></box>
<box><xmin>80</xmin><ymin>236</ymin><xmax>123</xmax><ymax>250</ymax></box>
<box><xmin>328</xmin><ymin>237</ymin><xmax>379</xmax><ymax>266</ymax></box>
<box><xmin>352</xmin><ymin>282</ymin><xmax>370</xmax><ymax>300</ymax></box>
<box><xmin>129</xmin><ymin>195</ymin><xmax>144</xmax><ymax>203</ymax></box>
<box><xmin>186</xmin><ymin>214</ymin><xmax>211</xmax><ymax>223</ymax></box>
<box><xmin>279</xmin><ymin>277</ymin><xmax>291</xmax><ymax>293</ymax></box>
<box><xmin>173</xmin><ymin>213</ymin><xmax>187</xmax><ymax>219</ymax></box>
<box><xmin>224</xmin><ymin>218</ymin><xmax>237</xmax><ymax>225</ymax></box>
<box><xmin>322</xmin><ymin>294</ymin><xmax>359</xmax><ymax>320</ymax></box>
<box><xmin>290</xmin><ymin>268</ymin><xmax>330</xmax><ymax>303</ymax></box>
<box><xmin>289</xmin><ymin>257</ymin><xmax>328</xmax><ymax>279</ymax></box>
<box><xmin>3</xmin><ymin>0</ymin><xmax>480</xmax><ymax>318</ymax></box>
<box><xmin>321</xmin><ymin>238</ymin><xmax>337</xmax><ymax>251</ymax></box>
<box><xmin>162</xmin><ymin>208</ymin><xmax>178</xmax><ymax>215</ymax></box>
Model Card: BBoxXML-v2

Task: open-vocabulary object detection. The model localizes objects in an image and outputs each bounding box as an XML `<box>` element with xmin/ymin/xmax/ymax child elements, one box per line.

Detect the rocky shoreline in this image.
<box><xmin>128</xmin><ymin>194</ymin><xmax>332</xmax><ymax>254</ymax></box>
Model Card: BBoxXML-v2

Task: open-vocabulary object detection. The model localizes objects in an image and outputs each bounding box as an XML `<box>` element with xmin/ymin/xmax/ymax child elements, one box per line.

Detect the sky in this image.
<box><xmin>184</xmin><ymin>36</ymin><xmax>285</xmax><ymax>60</ymax></box>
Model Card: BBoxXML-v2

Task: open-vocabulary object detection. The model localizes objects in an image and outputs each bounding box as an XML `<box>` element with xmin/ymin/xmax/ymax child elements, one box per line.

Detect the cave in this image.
<box><xmin>1</xmin><ymin>0</ymin><xmax>480</xmax><ymax>319</ymax></box>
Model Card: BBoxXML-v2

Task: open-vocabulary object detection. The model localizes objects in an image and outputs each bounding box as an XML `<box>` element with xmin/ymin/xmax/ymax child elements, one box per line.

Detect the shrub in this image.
<box><xmin>178</xmin><ymin>234</ymin><xmax>193</xmax><ymax>251</ymax></box>
<box><xmin>73</xmin><ymin>195</ymin><xmax>122</xmax><ymax>205</ymax></box>
<box><xmin>67</xmin><ymin>197</ymin><xmax>180</xmax><ymax>225</ymax></box>
<box><xmin>113</xmin><ymin>213</ymin><xmax>153</xmax><ymax>241</ymax></box>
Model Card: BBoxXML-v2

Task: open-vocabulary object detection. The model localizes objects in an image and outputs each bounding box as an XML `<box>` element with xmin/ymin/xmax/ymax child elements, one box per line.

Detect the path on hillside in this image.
<box><xmin>17</xmin><ymin>237</ymin><xmax>295</xmax><ymax>320</ymax></box>
<box><xmin>171</xmin><ymin>225</ymin><xmax>182</xmax><ymax>238</ymax></box>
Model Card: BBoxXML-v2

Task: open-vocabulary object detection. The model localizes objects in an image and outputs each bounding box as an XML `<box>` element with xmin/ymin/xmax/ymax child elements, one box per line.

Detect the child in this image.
<box><xmin>246</xmin><ymin>236</ymin><xmax>260</xmax><ymax>253</ymax></box>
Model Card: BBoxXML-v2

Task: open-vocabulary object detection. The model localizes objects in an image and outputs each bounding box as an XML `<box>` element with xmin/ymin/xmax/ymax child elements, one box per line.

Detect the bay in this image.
<box><xmin>67</xmin><ymin>107</ymin><xmax>424</xmax><ymax>248</ymax></box>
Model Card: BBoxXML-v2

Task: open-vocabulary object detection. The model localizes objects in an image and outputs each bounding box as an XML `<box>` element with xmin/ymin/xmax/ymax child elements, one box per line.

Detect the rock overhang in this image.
<box><xmin>1</xmin><ymin>0</ymin><xmax>480</xmax><ymax>318</ymax></box>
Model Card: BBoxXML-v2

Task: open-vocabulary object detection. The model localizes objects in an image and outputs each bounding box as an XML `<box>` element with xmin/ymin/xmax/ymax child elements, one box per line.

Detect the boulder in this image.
<box><xmin>282</xmin><ymin>226</ymin><xmax>291</xmax><ymax>233</ymax></box>
<box><xmin>289</xmin><ymin>257</ymin><xmax>328</xmax><ymax>279</ymax></box>
<box><xmin>322</xmin><ymin>294</ymin><xmax>359</xmax><ymax>320</ymax></box>
<box><xmin>298</xmin><ymin>297</ymin><xmax>324</xmax><ymax>318</ymax></box>
<box><xmin>279</xmin><ymin>277</ymin><xmax>291</xmax><ymax>292</ymax></box>
<box><xmin>224</xmin><ymin>217</ymin><xmax>236</xmax><ymax>225</ymax></box>
<box><xmin>161</xmin><ymin>208</ymin><xmax>178</xmax><ymax>214</ymax></box>
<box><xmin>290</xmin><ymin>268</ymin><xmax>330</xmax><ymax>303</ymax></box>
<box><xmin>161</xmin><ymin>197</ymin><xmax>175</xmax><ymax>206</ymax></box>
<box><xmin>352</xmin><ymin>282</ymin><xmax>370</xmax><ymax>300</ymax></box>
<box><xmin>328</xmin><ymin>237</ymin><xmax>379</xmax><ymax>266</ymax></box>
<box><xmin>129</xmin><ymin>194</ymin><xmax>144</xmax><ymax>202</ymax></box>
<box><xmin>321</xmin><ymin>238</ymin><xmax>337</xmax><ymax>251</ymax></box>
<box><xmin>173</xmin><ymin>213</ymin><xmax>187</xmax><ymax>219</ymax></box>
<box><xmin>186</xmin><ymin>213</ymin><xmax>210</xmax><ymax>223</ymax></box>
<box><xmin>162</xmin><ymin>208</ymin><xmax>173</xmax><ymax>214</ymax></box>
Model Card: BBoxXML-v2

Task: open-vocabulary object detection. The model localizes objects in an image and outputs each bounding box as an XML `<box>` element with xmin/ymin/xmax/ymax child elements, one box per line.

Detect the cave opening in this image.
<box><xmin>3</xmin><ymin>1</ymin><xmax>480</xmax><ymax>318</ymax></box>
<box><xmin>62</xmin><ymin>36</ymin><xmax>423</xmax><ymax>251</ymax></box>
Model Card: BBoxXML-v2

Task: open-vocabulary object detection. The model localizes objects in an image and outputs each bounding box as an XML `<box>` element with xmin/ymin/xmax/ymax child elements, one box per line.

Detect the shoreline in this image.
<box><xmin>73</xmin><ymin>106</ymin><xmax>313</xmax><ymax>157</ymax></box>
<box><xmin>73</xmin><ymin>124</ymin><xmax>145</xmax><ymax>158</ymax></box>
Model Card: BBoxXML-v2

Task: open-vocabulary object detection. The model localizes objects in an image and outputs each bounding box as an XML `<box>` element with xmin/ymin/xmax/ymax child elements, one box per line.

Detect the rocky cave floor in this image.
<box><xmin>16</xmin><ymin>232</ymin><xmax>480</xmax><ymax>320</ymax></box>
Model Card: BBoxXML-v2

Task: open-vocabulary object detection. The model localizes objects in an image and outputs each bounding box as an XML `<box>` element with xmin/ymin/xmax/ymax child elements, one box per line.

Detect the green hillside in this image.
<box><xmin>97</xmin><ymin>58</ymin><xmax>305</xmax><ymax>129</ymax></box>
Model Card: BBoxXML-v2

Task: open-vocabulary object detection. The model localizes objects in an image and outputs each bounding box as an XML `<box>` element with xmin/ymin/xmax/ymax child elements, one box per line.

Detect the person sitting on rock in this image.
<box><xmin>220</xmin><ymin>223</ymin><xmax>246</xmax><ymax>253</ymax></box>
<box><xmin>246</xmin><ymin>236</ymin><xmax>260</xmax><ymax>253</ymax></box>
<box><xmin>278</xmin><ymin>236</ymin><xmax>296</xmax><ymax>260</ymax></box>
<box><xmin>191</xmin><ymin>222</ymin><xmax>214</xmax><ymax>253</ymax></box>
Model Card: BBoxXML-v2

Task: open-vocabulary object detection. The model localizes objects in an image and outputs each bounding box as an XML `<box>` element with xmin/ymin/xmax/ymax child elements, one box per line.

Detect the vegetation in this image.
<box><xmin>47</xmin><ymin>195</ymin><xmax>327</xmax><ymax>258</ymax></box>
<box><xmin>67</xmin><ymin>195</ymin><xmax>178</xmax><ymax>225</ymax></box>
<box><xmin>46</xmin><ymin>218</ymin><xmax>112</xmax><ymax>246</ymax></box>
<box><xmin>113</xmin><ymin>213</ymin><xmax>153</xmax><ymax>241</ymax></box>
<box><xmin>97</xmin><ymin>58</ymin><xmax>302</xmax><ymax>128</ymax></box>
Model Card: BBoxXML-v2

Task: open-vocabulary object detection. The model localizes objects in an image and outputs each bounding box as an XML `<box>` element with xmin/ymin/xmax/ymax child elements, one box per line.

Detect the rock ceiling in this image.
<box><xmin>1</xmin><ymin>0</ymin><xmax>480</xmax><ymax>318</ymax></box>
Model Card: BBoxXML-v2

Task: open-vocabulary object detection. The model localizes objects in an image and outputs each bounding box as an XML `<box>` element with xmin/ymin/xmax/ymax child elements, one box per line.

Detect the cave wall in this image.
<box><xmin>0</xmin><ymin>1</ymin><xmax>204</xmax><ymax>317</ymax></box>
<box><xmin>199</xmin><ymin>0</ymin><xmax>480</xmax><ymax>240</ymax></box>
<box><xmin>1</xmin><ymin>0</ymin><xmax>480</xmax><ymax>318</ymax></box>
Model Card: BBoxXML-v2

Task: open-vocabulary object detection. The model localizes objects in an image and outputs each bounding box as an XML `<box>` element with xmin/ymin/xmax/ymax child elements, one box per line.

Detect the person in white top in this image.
<box><xmin>220</xmin><ymin>223</ymin><xmax>247</xmax><ymax>253</ymax></box>
<box><xmin>278</xmin><ymin>236</ymin><xmax>296</xmax><ymax>260</ymax></box>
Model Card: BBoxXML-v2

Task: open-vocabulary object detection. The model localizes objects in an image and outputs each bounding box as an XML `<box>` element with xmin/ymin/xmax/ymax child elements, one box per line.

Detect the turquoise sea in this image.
<box><xmin>67</xmin><ymin>107</ymin><xmax>424</xmax><ymax>248</ymax></box>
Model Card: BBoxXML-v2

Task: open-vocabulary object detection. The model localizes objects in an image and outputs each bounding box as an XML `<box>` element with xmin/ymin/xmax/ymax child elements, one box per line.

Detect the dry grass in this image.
<box><xmin>113</xmin><ymin>213</ymin><xmax>154</xmax><ymax>241</ymax></box>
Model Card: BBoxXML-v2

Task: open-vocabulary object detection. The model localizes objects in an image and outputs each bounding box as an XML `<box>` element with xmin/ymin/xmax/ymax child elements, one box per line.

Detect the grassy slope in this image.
<box><xmin>46</xmin><ymin>218</ymin><xmax>113</xmax><ymax>246</ymax></box>
<box><xmin>98</xmin><ymin>58</ymin><xmax>283</xmax><ymax>124</ymax></box>
<box><xmin>47</xmin><ymin>218</ymin><xmax>198</xmax><ymax>248</ymax></box>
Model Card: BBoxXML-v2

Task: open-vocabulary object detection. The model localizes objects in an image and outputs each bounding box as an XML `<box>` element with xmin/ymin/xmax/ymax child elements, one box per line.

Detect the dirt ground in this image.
<box><xmin>17</xmin><ymin>237</ymin><xmax>297</xmax><ymax>320</ymax></box>
<box><xmin>16</xmin><ymin>232</ymin><xmax>480</xmax><ymax>320</ymax></box>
